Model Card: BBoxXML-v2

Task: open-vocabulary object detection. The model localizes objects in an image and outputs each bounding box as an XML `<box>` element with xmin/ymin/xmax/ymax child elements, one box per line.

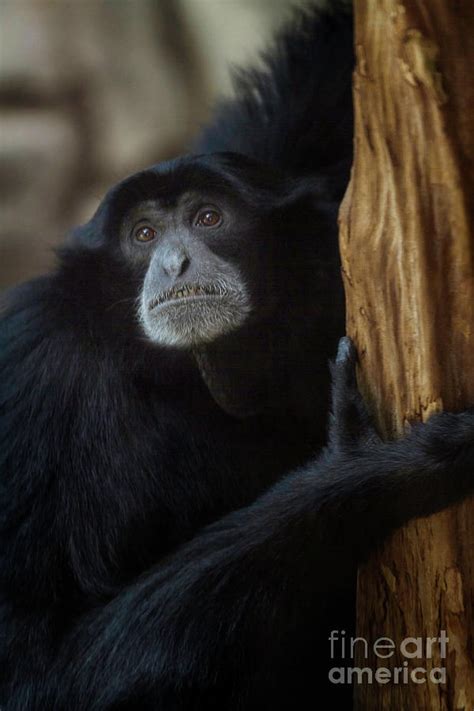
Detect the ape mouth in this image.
<box><xmin>148</xmin><ymin>283</ymin><xmax>227</xmax><ymax>311</ymax></box>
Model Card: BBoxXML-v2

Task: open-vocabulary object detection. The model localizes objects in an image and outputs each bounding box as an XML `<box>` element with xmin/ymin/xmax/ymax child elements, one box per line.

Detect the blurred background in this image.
<box><xmin>0</xmin><ymin>0</ymin><xmax>304</xmax><ymax>289</ymax></box>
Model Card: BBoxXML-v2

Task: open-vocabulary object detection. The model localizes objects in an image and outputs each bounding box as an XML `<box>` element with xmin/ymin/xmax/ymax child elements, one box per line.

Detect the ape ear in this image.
<box><xmin>68</xmin><ymin>214</ymin><xmax>106</xmax><ymax>249</ymax></box>
<box><xmin>66</xmin><ymin>191</ymin><xmax>114</xmax><ymax>249</ymax></box>
<box><xmin>277</xmin><ymin>160</ymin><xmax>350</xmax><ymax>210</ymax></box>
<box><xmin>272</xmin><ymin>178</ymin><xmax>341</xmax><ymax>248</ymax></box>
<box><xmin>274</xmin><ymin>176</ymin><xmax>336</xmax><ymax>218</ymax></box>
<box><xmin>65</xmin><ymin>176</ymin><xmax>135</xmax><ymax>249</ymax></box>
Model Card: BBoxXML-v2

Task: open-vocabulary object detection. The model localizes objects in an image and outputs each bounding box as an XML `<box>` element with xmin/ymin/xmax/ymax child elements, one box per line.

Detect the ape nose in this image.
<box><xmin>162</xmin><ymin>246</ymin><xmax>190</xmax><ymax>279</ymax></box>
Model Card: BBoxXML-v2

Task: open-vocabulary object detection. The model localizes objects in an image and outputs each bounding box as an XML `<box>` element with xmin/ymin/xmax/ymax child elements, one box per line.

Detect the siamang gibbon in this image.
<box><xmin>1</xmin><ymin>4</ymin><xmax>473</xmax><ymax>710</ymax></box>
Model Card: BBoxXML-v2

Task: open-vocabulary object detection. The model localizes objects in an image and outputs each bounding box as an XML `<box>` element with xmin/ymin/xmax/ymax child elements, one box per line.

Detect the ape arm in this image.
<box><xmin>40</xmin><ymin>344</ymin><xmax>473</xmax><ymax>710</ymax></box>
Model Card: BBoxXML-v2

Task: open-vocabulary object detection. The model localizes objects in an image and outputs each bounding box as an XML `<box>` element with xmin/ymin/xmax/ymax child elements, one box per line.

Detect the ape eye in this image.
<box><xmin>195</xmin><ymin>208</ymin><xmax>222</xmax><ymax>228</ymax></box>
<box><xmin>134</xmin><ymin>225</ymin><xmax>157</xmax><ymax>243</ymax></box>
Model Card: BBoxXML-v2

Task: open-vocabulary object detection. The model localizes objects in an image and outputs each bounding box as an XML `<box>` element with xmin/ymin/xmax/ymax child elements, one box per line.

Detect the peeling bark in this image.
<box><xmin>338</xmin><ymin>1</ymin><xmax>474</xmax><ymax>708</ymax></box>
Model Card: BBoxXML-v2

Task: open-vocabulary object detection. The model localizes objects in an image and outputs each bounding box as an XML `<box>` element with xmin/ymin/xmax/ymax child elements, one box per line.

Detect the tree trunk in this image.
<box><xmin>338</xmin><ymin>1</ymin><xmax>474</xmax><ymax>708</ymax></box>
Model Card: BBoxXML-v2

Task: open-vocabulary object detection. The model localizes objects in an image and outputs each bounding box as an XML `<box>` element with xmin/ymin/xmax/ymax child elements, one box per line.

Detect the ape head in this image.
<box><xmin>71</xmin><ymin>152</ymin><xmax>337</xmax><ymax>351</ymax></box>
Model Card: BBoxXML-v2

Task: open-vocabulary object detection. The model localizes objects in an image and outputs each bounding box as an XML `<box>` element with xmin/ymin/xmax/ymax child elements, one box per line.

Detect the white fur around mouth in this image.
<box><xmin>148</xmin><ymin>284</ymin><xmax>226</xmax><ymax>310</ymax></box>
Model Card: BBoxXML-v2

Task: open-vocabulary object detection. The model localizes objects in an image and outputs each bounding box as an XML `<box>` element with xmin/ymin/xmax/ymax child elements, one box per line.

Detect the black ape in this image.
<box><xmin>1</xmin><ymin>6</ymin><xmax>473</xmax><ymax>710</ymax></box>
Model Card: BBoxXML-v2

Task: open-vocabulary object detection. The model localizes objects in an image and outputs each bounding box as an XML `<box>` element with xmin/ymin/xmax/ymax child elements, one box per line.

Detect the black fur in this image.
<box><xmin>1</xmin><ymin>5</ymin><xmax>473</xmax><ymax>710</ymax></box>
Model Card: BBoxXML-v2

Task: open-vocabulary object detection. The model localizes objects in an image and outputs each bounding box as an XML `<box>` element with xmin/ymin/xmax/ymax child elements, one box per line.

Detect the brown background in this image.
<box><xmin>0</xmin><ymin>0</ymin><xmax>302</xmax><ymax>289</ymax></box>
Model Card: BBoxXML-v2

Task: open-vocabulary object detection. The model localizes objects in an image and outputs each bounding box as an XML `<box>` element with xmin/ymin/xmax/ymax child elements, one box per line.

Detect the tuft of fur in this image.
<box><xmin>195</xmin><ymin>2</ymin><xmax>354</xmax><ymax>197</ymax></box>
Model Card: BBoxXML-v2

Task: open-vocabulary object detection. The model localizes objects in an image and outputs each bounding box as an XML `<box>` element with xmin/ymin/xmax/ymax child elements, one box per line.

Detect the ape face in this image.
<box><xmin>121</xmin><ymin>190</ymin><xmax>255</xmax><ymax>348</ymax></box>
<box><xmin>80</xmin><ymin>153</ymin><xmax>288</xmax><ymax>348</ymax></box>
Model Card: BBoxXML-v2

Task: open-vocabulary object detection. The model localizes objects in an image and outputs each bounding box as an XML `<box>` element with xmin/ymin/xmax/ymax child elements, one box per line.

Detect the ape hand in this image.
<box><xmin>327</xmin><ymin>337</ymin><xmax>380</xmax><ymax>454</ymax></box>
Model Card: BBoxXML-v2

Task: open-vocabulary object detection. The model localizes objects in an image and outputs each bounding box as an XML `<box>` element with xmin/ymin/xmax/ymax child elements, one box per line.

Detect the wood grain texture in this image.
<box><xmin>338</xmin><ymin>1</ymin><xmax>474</xmax><ymax>708</ymax></box>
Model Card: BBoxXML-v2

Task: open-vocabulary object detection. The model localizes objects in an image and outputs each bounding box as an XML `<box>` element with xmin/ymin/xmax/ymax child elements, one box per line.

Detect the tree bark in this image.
<box><xmin>338</xmin><ymin>1</ymin><xmax>474</xmax><ymax>708</ymax></box>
